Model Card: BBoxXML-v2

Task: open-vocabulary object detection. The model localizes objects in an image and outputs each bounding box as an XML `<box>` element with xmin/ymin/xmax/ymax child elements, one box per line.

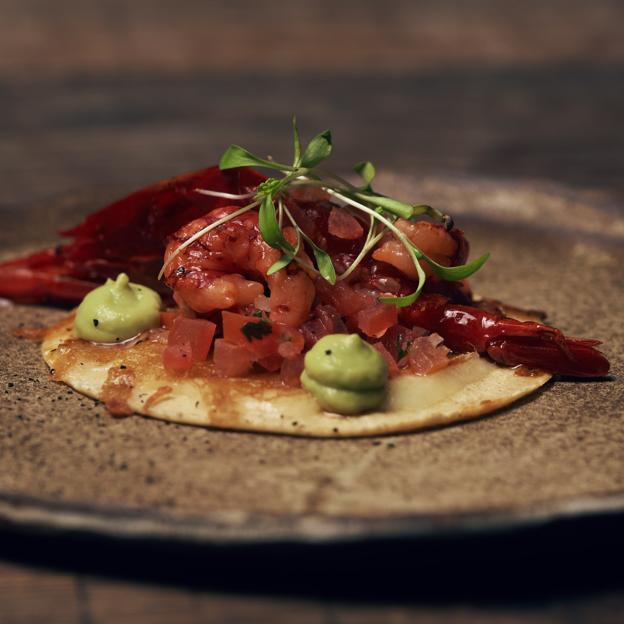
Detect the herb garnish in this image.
<box><xmin>160</xmin><ymin>117</ymin><xmax>489</xmax><ymax>306</ymax></box>
<box><xmin>397</xmin><ymin>338</ymin><xmax>413</xmax><ymax>361</ymax></box>
<box><xmin>241</xmin><ymin>319</ymin><xmax>272</xmax><ymax>342</ymax></box>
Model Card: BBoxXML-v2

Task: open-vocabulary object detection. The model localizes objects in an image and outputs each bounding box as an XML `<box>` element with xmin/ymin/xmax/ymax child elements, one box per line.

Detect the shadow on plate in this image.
<box><xmin>1</xmin><ymin>510</ymin><xmax>623</xmax><ymax>606</ymax></box>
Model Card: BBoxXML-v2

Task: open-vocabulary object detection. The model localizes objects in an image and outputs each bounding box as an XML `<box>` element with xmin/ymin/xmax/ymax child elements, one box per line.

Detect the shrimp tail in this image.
<box><xmin>0</xmin><ymin>249</ymin><xmax>97</xmax><ymax>303</ymax></box>
<box><xmin>0</xmin><ymin>166</ymin><xmax>266</xmax><ymax>303</ymax></box>
<box><xmin>401</xmin><ymin>295</ymin><xmax>610</xmax><ymax>377</ymax></box>
<box><xmin>486</xmin><ymin>335</ymin><xmax>610</xmax><ymax>377</ymax></box>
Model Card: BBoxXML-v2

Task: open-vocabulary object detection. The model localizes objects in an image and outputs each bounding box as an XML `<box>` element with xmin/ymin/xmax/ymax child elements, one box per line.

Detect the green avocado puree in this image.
<box><xmin>74</xmin><ymin>273</ymin><xmax>161</xmax><ymax>343</ymax></box>
<box><xmin>301</xmin><ymin>334</ymin><xmax>388</xmax><ymax>414</ymax></box>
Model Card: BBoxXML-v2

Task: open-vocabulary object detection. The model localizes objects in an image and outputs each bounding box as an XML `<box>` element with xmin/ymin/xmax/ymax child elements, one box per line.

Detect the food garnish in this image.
<box><xmin>0</xmin><ymin>118</ymin><xmax>612</xmax><ymax>432</ymax></box>
<box><xmin>241</xmin><ymin>319</ymin><xmax>273</xmax><ymax>342</ymax></box>
<box><xmin>301</xmin><ymin>334</ymin><xmax>388</xmax><ymax>414</ymax></box>
<box><xmin>74</xmin><ymin>273</ymin><xmax>161</xmax><ymax>343</ymax></box>
<box><xmin>160</xmin><ymin>117</ymin><xmax>490</xmax><ymax>308</ymax></box>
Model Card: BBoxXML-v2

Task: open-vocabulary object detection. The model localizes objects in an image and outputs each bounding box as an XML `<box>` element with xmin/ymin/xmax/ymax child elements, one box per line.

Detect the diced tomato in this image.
<box><xmin>257</xmin><ymin>353</ymin><xmax>283</xmax><ymax>372</ymax></box>
<box><xmin>356</xmin><ymin>303</ymin><xmax>398</xmax><ymax>338</ymax></box>
<box><xmin>328</xmin><ymin>207</ymin><xmax>364</xmax><ymax>240</ymax></box>
<box><xmin>222</xmin><ymin>311</ymin><xmax>278</xmax><ymax>358</ymax></box>
<box><xmin>163</xmin><ymin>342</ymin><xmax>193</xmax><ymax>375</ymax></box>
<box><xmin>381</xmin><ymin>325</ymin><xmax>427</xmax><ymax>361</ymax></box>
<box><xmin>371</xmin><ymin>342</ymin><xmax>400</xmax><ymax>377</ymax></box>
<box><xmin>280</xmin><ymin>355</ymin><xmax>305</xmax><ymax>387</ymax></box>
<box><xmin>316</xmin><ymin>305</ymin><xmax>348</xmax><ymax>334</ymax></box>
<box><xmin>222</xmin><ymin>311</ymin><xmax>256</xmax><ymax>343</ymax></box>
<box><xmin>404</xmin><ymin>334</ymin><xmax>451</xmax><ymax>375</ymax></box>
<box><xmin>159</xmin><ymin>310</ymin><xmax>180</xmax><ymax>329</ymax></box>
<box><xmin>168</xmin><ymin>316</ymin><xmax>216</xmax><ymax>362</ymax></box>
<box><xmin>300</xmin><ymin>319</ymin><xmax>325</xmax><ymax>349</ymax></box>
<box><xmin>276</xmin><ymin>325</ymin><xmax>305</xmax><ymax>359</ymax></box>
<box><xmin>213</xmin><ymin>339</ymin><xmax>254</xmax><ymax>377</ymax></box>
<box><xmin>315</xmin><ymin>280</ymin><xmax>371</xmax><ymax>316</ymax></box>
<box><xmin>301</xmin><ymin>305</ymin><xmax>347</xmax><ymax>349</ymax></box>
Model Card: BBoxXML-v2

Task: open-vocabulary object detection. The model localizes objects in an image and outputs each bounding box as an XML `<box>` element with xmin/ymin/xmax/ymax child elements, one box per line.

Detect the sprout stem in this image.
<box><xmin>163</xmin><ymin>126</ymin><xmax>486</xmax><ymax>307</ymax></box>
<box><xmin>195</xmin><ymin>188</ymin><xmax>255</xmax><ymax>200</ymax></box>
<box><xmin>158</xmin><ymin>199</ymin><xmax>260</xmax><ymax>280</ymax></box>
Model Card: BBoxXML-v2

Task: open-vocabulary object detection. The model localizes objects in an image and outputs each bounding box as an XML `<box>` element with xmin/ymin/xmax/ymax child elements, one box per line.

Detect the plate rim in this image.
<box><xmin>2</xmin><ymin>489</ymin><xmax>624</xmax><ymax>546</ymax></box>
<box><xmin>1</xmin><ymin>174</ymin><xmax>621</xmax><ymax>546</ymax></box>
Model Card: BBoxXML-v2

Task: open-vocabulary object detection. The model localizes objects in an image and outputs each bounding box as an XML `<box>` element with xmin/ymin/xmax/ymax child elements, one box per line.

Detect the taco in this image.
<box><xmin>1</xmin><ymin>123</ymin><xmax>610</xmax><ymax>436</ymax></box>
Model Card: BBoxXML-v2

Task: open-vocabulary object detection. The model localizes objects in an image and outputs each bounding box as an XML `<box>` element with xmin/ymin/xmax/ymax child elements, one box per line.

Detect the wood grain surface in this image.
<box><xmin>1</xmin><ymin>1</ymin><xmax>623</xmax><ymax>622</ymax></box>
<box><xmin>1</xmin><ymin>559</ymin><xmax>623</xmax><ymax>624</ymax></box>
<box><xmin>2</xmin><ymin>0</ymin><xmax>624</xmax><ymax>74</ymax></box>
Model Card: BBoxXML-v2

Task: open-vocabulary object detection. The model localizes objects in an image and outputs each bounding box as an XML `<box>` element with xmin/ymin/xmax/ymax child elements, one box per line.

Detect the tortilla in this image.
<box><xmin>42</xmin><ymin>314</ymin><xmax>551</xmax><ymax>438</ymax></box>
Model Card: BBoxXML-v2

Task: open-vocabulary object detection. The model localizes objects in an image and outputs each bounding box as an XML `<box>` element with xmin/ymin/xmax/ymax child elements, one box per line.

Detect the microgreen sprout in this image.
<box><xmin>354</xmin><ymin>160</ymin><xmax>376</xmax><ymax>189</ymax></box>
<box><xmin>162</xmin><ymin>117</ymin><xmax>489</xmax><ymax>307</ymax></box>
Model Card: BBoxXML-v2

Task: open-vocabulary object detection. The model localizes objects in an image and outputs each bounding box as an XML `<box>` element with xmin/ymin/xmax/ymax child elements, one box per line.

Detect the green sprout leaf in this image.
<box><xmin>379</xmin><ymin>239</ymin><xmax>426</xmax><ymax>307</ymax></box>
<box><xmin>256</xmin><ymin>178</ymin><xmax>282</xmax><ymax>196</ymax></box>
<box><xmin>423</xmin><ymin>252</ymin><xmax>490</xmax><ymax>281</ymax></box>
<box><xmin>267</xmin><ymin>254</ymin><xmax>294</xmax><ymax>275</ymax></box>
<box><xmin>300</xmin><ymin>130</ymin><xmax>332</xmax><ymax>168</ymax></box>
<box><xmin>410</xmin><ymin>204</ymin><xmax>452</xmax><ymax>228</ymax></box>
<box><xmin>259</xmin><ymin>195</ymin><xmax>295</xmax><ymax>253</ymax></box>
<box><xmin>292</xmin><ymin>116</ymin><xmax>302</xmax><ymax>167</ymax></box>
<box><xmin>354</xmin><ymin>161</ymin><xmax>376</xmax><ymax>188</ymax></box>
<box><xmin>296</xmin><ymin>227</ymin><xmax>337</xmax><ymax>285</ymax></box>
<box><xmin>311</xmin><ymin>245</ymin><xmax>336</xmax><ymax>285</ymax></box>
<box><xmin>411</xmin><ymin>204</ymin><xmax>432</xmax><ymax>216</ymax></box>
<box><xmin>220</xmin><ymin>145</ymin><xmax>293</xmax><ymax>172</ymax></box>
<box><xmin>378</xmin><ymin>282</ymin><xmax>425</xmax><ymax>308</ymax></box>
<box><xmin>353</xmin><ymin>192</ymin><xmax>414</xmax><ymax>220</ymax></box>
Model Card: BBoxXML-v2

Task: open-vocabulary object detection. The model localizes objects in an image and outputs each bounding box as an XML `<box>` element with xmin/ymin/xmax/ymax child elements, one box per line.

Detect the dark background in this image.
<box><xmin>1</xmin><ymin>1</ymin><xmax>623</xmax><ymax>622</ymax></box>
<box><xmin>2</xmin><ymin>0</ymin><xmax>624</xmax><ymax>209</ymax></box>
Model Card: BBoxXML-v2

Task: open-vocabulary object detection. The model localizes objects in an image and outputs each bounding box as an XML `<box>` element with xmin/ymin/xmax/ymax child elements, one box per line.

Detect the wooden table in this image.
<box><xmin>1</xmin><ymin>1</ymin><xmax>623</xmax><ymax>621</ymax></box>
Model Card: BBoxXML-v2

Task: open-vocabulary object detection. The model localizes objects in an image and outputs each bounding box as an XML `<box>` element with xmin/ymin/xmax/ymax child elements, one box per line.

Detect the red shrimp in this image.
<box><xmin>0</xmin><ymin>166</ymin><xmax>266</xmax><ymax>303</ymax></box>
<box><xmin>163</xmin><ymin>206</ymin><xmax>315</xmax><ymax>327</ymax></box>
<box><xmin>400</xmin><ymin>294</ymin><xmax>610</xmax><ymax>377</ymax></box>
<box><xmin>372</xmin><ymin>220</ymin><xmax>461</xmax><ymax>279</ymax></box>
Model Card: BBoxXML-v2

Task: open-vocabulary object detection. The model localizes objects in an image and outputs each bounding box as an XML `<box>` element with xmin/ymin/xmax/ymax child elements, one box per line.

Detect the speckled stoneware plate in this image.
<box><xmin>0</xmin><ymin>174</ymin><xmax>622</xmax><ymax>545</ymax></box>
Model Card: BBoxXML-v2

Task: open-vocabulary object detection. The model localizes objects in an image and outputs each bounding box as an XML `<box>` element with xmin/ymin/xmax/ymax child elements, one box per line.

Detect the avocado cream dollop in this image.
<box><xmin>301</xmin><ymin>334</ymin><xmax>388</xmax><ymax>414</ymax></box>
<box><xmin>74</xmin><ymin>273</ymin><xmax>161</xmax><ymax>343</ymax></box>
